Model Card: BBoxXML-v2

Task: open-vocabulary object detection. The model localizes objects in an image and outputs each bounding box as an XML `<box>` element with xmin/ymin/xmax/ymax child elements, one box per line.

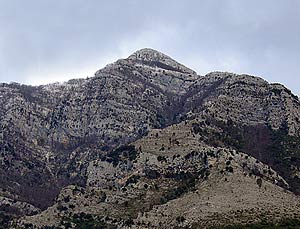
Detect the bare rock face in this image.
<box><xmin>0</xmin><ymin>49</ymin><xmax>198</xmax><ymax>210</ymax></box>
<box><xmin>1</xmin><ymin>49</ymin><xmax>300</xmax><ymax>228</ymax></box>
<box><xmin>184</xmin><ymin>72</ymin><xmax>300</xmax><ymax>134</ymax></box>
<box><xmin>127</xmin><ymin>48</ymin><xmax>196</xmax><ymax>75</ymax></box>
<box><xmin>101</xmin><ymin>48</ymin><xmax>198</xmax><ymax>95</ymax></box>
<box><xmin>18</xmin><ymin>120</ymin><xmax>299</xmax><ymax>228</ymax></box>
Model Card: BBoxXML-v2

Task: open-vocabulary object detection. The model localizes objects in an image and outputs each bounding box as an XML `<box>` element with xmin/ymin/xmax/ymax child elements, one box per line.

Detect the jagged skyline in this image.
<box><xmin>0</xmin><ymin>0</ymin><xmax>299</xmax><ymax>95</ymax></box>
<box><xmin>2</xmin><ymin>46</ymin><xmax>300</xmax><ymax>228</ymax></box>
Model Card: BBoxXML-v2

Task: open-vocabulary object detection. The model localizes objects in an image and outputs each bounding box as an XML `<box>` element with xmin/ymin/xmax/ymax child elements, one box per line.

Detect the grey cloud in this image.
<box><xmin>0</xmin><ymin>0</ymin><xmax>299</xmax><ymax>94</ymax></box>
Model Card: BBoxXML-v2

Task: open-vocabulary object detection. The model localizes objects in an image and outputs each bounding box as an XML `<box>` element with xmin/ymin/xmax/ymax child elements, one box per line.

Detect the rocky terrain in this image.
<box><xmin>1</xmin><ymin>48</ymin><xmax>300</xmax><ymax>228</ymax></box>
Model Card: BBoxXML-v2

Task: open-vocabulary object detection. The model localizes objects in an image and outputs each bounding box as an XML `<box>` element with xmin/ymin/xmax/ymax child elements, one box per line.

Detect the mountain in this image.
<box><xmin>1</xmin><ymin>48</ymin><xmax>300</xmax><ymax>228</ymax></box>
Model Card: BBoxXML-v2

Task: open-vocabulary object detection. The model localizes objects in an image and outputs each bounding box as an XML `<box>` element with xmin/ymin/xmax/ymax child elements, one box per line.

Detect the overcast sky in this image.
<box><xmin>0</xmin><ymin>0</ymin><xmax>299</xmax><ymax>94</ymax></box>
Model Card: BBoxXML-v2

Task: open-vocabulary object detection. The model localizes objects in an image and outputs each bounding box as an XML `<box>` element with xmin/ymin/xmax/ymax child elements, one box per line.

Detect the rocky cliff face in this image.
<box><xmin>1</xmin><ymin>48</ymin><xmax>300</xmax><ymax>228</ymax></box>
<box><xmin>0</xmin><ymin>49</ymin><xmax>198</xmax><ymax>210</ymax></box>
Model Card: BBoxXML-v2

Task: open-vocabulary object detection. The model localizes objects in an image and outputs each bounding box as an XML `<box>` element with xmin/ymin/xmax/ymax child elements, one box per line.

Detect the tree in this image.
<box><xmin>257</xmin><ymin>178</ymin><xmax>263</xmax><ymax>188</ymax></box>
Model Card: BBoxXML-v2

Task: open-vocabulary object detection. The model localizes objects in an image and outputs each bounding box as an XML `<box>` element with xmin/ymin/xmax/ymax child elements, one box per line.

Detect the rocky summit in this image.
<box><xmin>1</xmin><ymin>48</ymin><xmax>300</xmax><ymax>228</ymax></box>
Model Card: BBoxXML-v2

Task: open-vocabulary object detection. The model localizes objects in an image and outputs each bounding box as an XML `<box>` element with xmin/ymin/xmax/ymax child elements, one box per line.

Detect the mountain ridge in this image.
<box><xmin>1</xmin><ymin>49</ymin><xmax>300</xmax><ymax>228</ymax></box>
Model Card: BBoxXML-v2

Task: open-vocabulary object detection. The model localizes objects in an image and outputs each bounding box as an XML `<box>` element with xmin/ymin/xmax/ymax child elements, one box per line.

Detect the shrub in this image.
<box><xmin>176</xmin><ymin>216</ymin><xmax>186</xmax><ymax>223</ymax></box>
<box><xmin>145</xmin><ymin>168</ymin><xmax>160</xmax><ymax>179</ymax></box>
<box><xmin>225</xmin><ymin>166</ymin><xmax>234</xmax><ymax>173</ymax></box>
<box><xmin>257</xmin><ymin>178</ymin><xmax>263</xmax><ymax>188</ymax></box>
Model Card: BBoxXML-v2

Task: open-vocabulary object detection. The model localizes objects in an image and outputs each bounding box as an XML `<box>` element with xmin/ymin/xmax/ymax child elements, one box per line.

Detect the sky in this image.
<box><xmin>0</xmin><ymin>0</ymin><xmax>300</xmax><ymax>94</ymax></box>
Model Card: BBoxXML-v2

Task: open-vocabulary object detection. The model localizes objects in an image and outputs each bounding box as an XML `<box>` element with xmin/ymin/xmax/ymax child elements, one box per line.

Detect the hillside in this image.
<box><xmin>0</xmin><ymin>48</ymin><xmax>300</xmax><ymax>228</ymax></box>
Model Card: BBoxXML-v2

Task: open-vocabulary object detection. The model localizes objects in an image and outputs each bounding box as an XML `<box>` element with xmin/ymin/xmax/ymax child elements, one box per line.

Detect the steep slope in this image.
<box><xmin>133</xmin><ymin>121</ymin><xmax>300</xmax><ymax>228</ymax></box>
<box><xmin>182</xmin><ymin>72</ymin><xmax>300</xmax><ymax>194</ymax></box>
<box><xmin>0</xmin><ymin>49</ymin><xmax>198</xmax><ymax>211</ymax></box>
<box><xmin>1</xmin><ymin>48</ymin><xmax>300</xmax><ymax>228</ymax></box>
<box><xmin>18</xmin><ymin>120</ymin><xmax>300</xmax><ymax>228</ymax></box>
<box><xmin>185</xmin><ymin>72</ymin><xmax>300</xmax><ymax>135</ymax></box>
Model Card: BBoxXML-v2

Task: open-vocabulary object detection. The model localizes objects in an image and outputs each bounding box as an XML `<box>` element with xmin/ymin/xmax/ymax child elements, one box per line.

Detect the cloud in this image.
<box><xmin>0</xmin><ymin>0</ymin><xmax>299</xmax><ymax>94</ymax></box>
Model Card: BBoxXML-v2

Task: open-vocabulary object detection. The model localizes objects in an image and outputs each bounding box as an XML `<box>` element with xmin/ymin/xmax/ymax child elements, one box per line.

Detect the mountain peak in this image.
<box><xmin>128</xmin><ymin>48</ymin><xmax>170</xmax><ymax>62</ymax></box>
<box><xmin>3</xmin><ymin>47</ymin><xmax>300</xmax><ymax>229</ymax></box>
<box><xmin>127</xmin><ymin>48</ymin><xmax>197</xmax><ymax>75</ymax></box>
